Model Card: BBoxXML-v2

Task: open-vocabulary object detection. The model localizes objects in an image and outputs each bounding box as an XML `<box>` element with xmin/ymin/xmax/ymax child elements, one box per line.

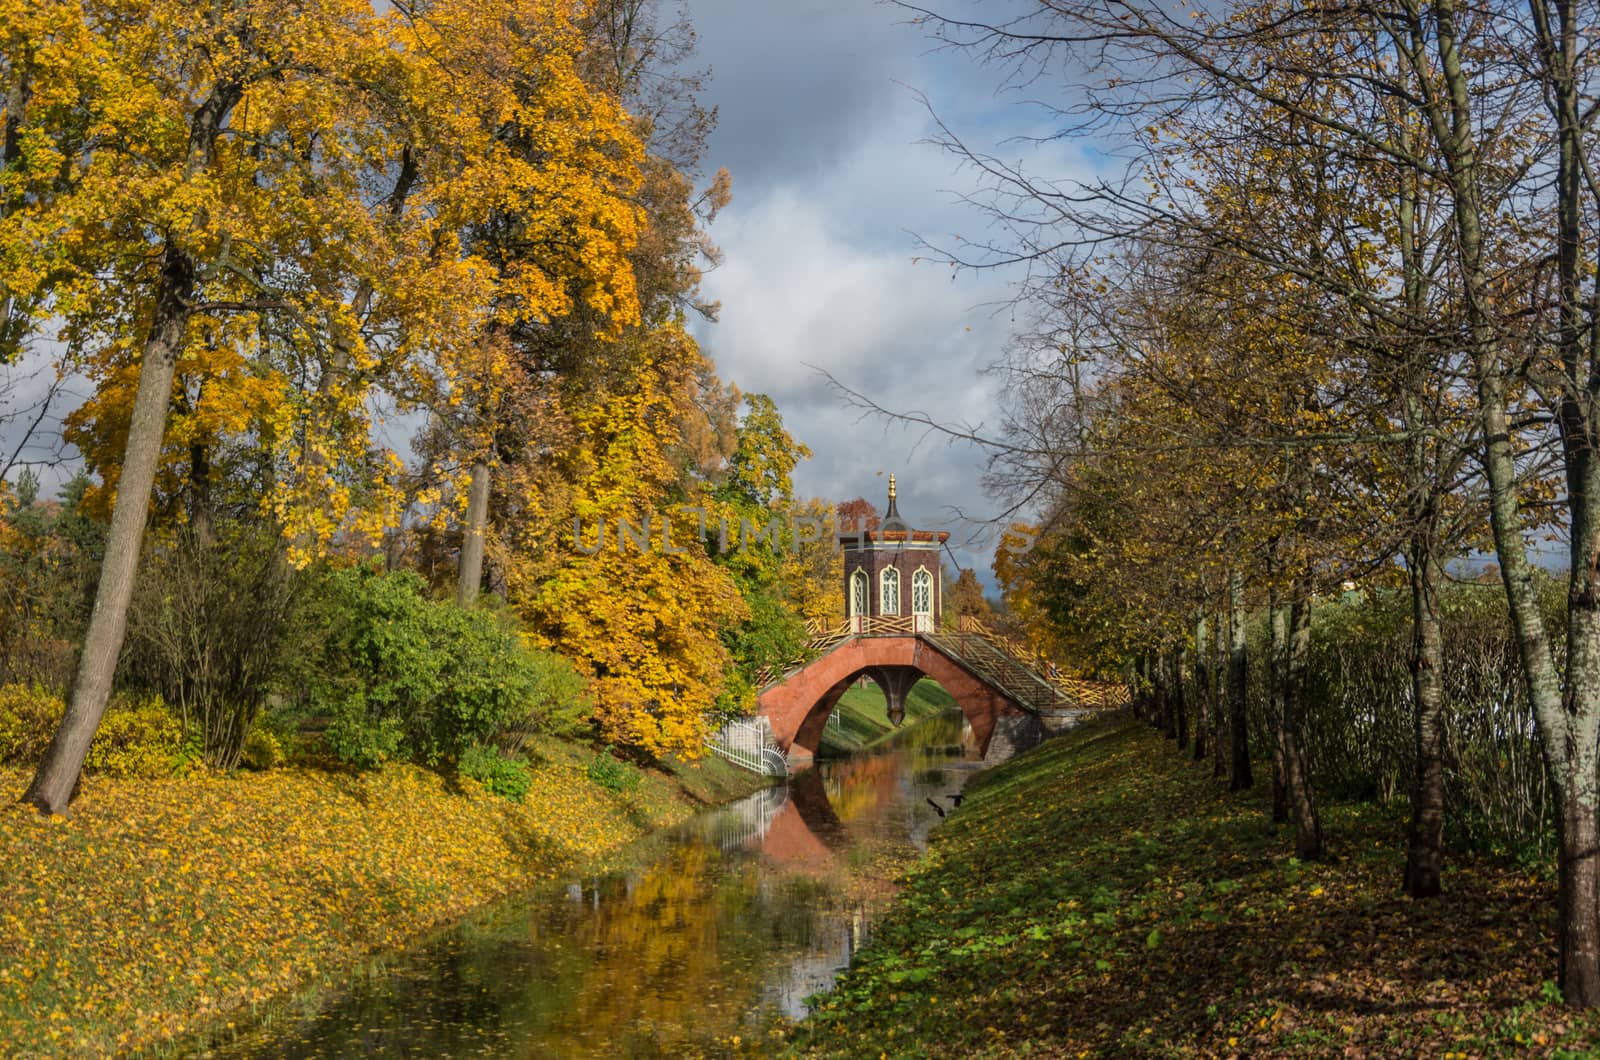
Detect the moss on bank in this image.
<box><xmin>790</xmin><ymin>716</ymin><xmax>1593</xmax><ymax>1057</ymax></box>
<box><xmin>0</xmin><ymin>736</ymin><xmax>767</xmax><ymax>1056</ymax></box>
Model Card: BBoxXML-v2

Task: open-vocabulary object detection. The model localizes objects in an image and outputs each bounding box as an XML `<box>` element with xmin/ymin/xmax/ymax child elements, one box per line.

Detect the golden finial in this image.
<box><xmin>888</xmin><ymin>473</ymin><xmax>897</xmax><ymax>501</ymax></box>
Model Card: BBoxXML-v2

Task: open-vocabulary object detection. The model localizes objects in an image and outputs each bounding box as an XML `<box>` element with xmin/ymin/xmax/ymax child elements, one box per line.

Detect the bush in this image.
<box><xmin>83</xmin><ymin>694</ymin><xmax>190</xmax><ymax>778</ymax></box>
<box><xmin>1241</xmin><ymin>573</ymin><xmax>1565</xmax><ymax>861</ymax></box>
<box><xmin>459</xmin><ymin>743</ymin><xmax>531</xmax><ymax>801</ymax></box>
<box><xmin>0</xmin><ymin>472</ymin><xmax>106</xmax><ymax>692</ymax></box>
<box><xmin>239</xmin><ymin>724</ymin><xmax>284</xmax><ymax>771</ymax></box>
<box><xmin>301</xmin><ymin>566</ymin><xmax>576</xmax><ymax>769</ymax></box>
<box><xmin>123</xmin><ymin>522</ymin><xmax>300</xmax><ymax>770</ymax></box>
<box><xmin>0</xmin><ymin>683</ymin><xmax>65</xmax><ymax>765</ymax></box>
<box><xmin>324</xmin><ymin>699</ymin><xmax>405</xmax><ymax>770</ymax></box>
<box><xmin>586</xmin><ymin>747</ymin><xmax>641</xmax><ymax>793</ymax></box>
<box><xmin>0</xmin><ymin>684</ymin><xmax>192</xmax><ymax>778</ymax></box>
<box><xmin>499</xmin><ymin>645</ymin><xmax>593</xmax><ymax>748</ymax></box>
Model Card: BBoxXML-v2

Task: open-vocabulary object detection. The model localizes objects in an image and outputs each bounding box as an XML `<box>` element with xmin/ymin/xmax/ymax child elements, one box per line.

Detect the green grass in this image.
<box><xmin>660</xmin><ymin>744</ymin><xmax>775</xmax><ymax>804</ymax></box>
<box><xmin>818</xmin><ymin>679</ymin><xmax>956</xmax><ymax>756</ymax></box>
<box><xmin>787</xmin><ymin>716</ymin><xmax>1596</xmax><ymax>1057</ymax></box>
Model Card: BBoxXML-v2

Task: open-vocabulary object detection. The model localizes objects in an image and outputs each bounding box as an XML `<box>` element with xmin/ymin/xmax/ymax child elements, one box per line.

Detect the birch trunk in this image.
<box><xmin>1427</xmin><ymin>0</ymin><xmax>1600</xmax><ymax>1003</ymax></box>
<box><xmin>1212</xmin><ymin>608</ymin><xmax>1227</xmax><ymax>778</ymax></box>
<box><xmin>456</xmin><ymin>460</ymin><xmax>491</xmax><ymax>606</ymax></box>
<box><xmin>1174</xmin><ymin>646</ymin><xmax>1189</xmax><ymax>751</ymax></box>
<box><xmin>1268</xmin><ymin>595</ymin><xmax>1289</xmax><ymax>824</ymax></box>
<box><xmin>1191</xmin><ymin>613</ymin><xmax>1209</xmax><ymax>761</ymax></box>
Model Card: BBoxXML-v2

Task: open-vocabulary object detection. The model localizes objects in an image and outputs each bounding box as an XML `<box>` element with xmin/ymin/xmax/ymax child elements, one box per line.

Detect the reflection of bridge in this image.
<box><xmin>702</xmin><ymin>770</ymin><xmax>847</xmax><ymax>864</ymax></box>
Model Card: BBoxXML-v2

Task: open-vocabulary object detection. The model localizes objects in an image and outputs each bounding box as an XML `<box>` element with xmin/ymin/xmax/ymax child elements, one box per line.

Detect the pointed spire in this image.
<box><xmin>881</xmin><ymin>472</ymin><xmax>908</xmax><ymax>533</ymax></box>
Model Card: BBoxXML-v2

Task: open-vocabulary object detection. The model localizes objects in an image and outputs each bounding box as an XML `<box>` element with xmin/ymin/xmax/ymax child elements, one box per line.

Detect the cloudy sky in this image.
<box><xmin>682</xmin><ymin>0</ymin><xmax>1087</xmax><ymax>579</ymax></box>
<box><xmin>1</xmin><ymin>1</ymin><xmax>1094</xmax><ymax>583</ymax></box>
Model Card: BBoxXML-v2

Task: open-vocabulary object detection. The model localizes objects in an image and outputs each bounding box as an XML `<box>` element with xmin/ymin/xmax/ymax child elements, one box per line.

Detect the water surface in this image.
<box><xmin>219</xmin><ymin>710</ymin><xmax>978</xmax><ymax>1057</ymax></box>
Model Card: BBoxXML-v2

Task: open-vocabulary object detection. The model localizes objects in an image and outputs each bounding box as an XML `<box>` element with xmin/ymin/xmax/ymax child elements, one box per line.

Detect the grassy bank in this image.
<box><xmin>791</xmin><ymin>715</ymin><xmax>1594</xmax><ymax>1056</ymax></box>
<box><xmin>819</xmin><ymin>679</ymin><xmax>956</xmax><ymax>756</ymax></box>
<box><xmin>0</xmin><ymin>737</ymin><xmax>765</xmax><ymax>1056</ymax></box>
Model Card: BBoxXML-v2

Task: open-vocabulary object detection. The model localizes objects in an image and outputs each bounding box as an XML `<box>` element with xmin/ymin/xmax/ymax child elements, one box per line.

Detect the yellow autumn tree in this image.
<box><xmin>505</xmin><ymin>322</ymin><xmax>746</xmax><ymax>755</ymax></box>
<box><xmin>4</xmin><ymin>0</ymin><xmax>648</xmax><ymax>810</ymax></box>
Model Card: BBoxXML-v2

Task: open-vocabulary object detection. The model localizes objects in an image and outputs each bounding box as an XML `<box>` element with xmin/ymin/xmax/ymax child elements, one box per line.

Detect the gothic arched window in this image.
<box><xmin>880</xmin><ymin>566</ymin><xmax>901</xmax><ymax>615</ymax></box>
<box><xmin>912</xmin><ymin>567</ymin><xmax>933</xmax><ymax>618</ymax></box>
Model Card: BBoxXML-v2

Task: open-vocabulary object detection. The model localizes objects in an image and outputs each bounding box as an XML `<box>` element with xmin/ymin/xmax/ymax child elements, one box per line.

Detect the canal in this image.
<box><xmin>217</xmin><ymin>708</ymin><xmax>981</xmax><ymax>1056</ymax></box>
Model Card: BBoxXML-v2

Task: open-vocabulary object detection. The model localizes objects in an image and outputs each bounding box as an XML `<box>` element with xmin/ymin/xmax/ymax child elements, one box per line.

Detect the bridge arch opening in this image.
<box><xmin>820</xmin><ymin>672</ymin><xmax>959</xmax><ymax>753</ymax></box>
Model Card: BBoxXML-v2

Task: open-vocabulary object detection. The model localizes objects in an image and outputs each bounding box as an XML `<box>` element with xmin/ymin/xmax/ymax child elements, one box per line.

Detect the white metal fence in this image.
<box><xmin>706</xmin><ymin>715</ymin><xmax>789</xmax><ymax>776</ymax></box>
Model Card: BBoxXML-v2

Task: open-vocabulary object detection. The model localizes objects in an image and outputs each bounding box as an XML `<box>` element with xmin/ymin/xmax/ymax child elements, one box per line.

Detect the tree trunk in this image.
<box><xmin>456</xmin><ymin>459</ymin><xmax>491</xmax><ymax>607</ymax></box>
<box><xmin>22</xmin><ymin>250</ymin><xmax>195</xmax><ymax>814</ymax></box>
<box><xmin>1161</xmin><ymin>652</ymin><xmax>1178</xmax><ymax>740</ymax></box>
<box><xmin>189</xmin><ymin>440</ymin><xmax>214</xmax><ymax>548</ymax></box>
<box><xmin>1268</xmin><ymin>594</ymin><xmax>1289</xmax><ymax>824</ymax></box>
<box><xmin>1192</xmin><ymin>612</ymin><xmax>1208</xmax><ymax>761</ymax></box>
<box><xmin>1423</xmin><ymin>0</ymin><xmax>1600</xmax><ymax>1003</ymax></box>
<box><xmin>1228</xmin><ymin>570</ymin><xmax>1252</xmax><ymax>792</ymax></box>
<box><xmin>1212</xmin><ymin>607</ymin><xmax>1227</xmax><ymax>778</ymax></box>
<box><xmin>1284</xmin><ymin>591</ymin><xmax>1323</xmax><ymax>859</ymax></box>
<box><xmin>1536</xmin><ymin>0</ymin><xmax>1600</xmax><ymax>1005</ymax></box>
<box><xmin>22</xmin><ymin>75</ymin><xmax>240</xmax><ymax>815</ymax></box>
<box><xmin>1149</xmin><ymin>654</ymin><xmax>1163</xmax><ymax>731</ymax></box>
<box><xmin>1404</xmin><ymin>538</ymin><xmax>1446</xmax><ymax>897</ymax></box>
<box><xmin>1174</xmin><ymin>646</ymin><xmax>1189</xmax><ymax>751</ymax></box>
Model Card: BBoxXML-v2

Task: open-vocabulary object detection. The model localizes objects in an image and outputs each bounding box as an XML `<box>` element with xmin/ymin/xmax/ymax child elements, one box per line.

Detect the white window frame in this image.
<box><xmin>912</xmin><ymin>566</ymin><xmax>933</xmax><ymax>630</ymax></box>
<box><xmin>850</xmin><ymin>568</ymin><xmax>869</xmax><ymax>619</ymax></box>
<box><xmin>880</xmin><ymin>566</ymin><xmax>901</xmax><ymax>616</ymax></box>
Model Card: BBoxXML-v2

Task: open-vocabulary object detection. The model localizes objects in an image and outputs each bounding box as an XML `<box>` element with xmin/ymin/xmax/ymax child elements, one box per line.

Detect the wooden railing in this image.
<box><xmin>954</xmin><ymin>617</ymin><xmax>1130</xmax><ymax>711</ymax></box>
<box><xmin>805</xmin><ymin>615</ymin><xmax>928</xmax><ymax>637</ymax></box>
<box><xmin>1054</xmin><ymin>677</ymin><xmax>1132</xmax><ymax>710</ymax></box>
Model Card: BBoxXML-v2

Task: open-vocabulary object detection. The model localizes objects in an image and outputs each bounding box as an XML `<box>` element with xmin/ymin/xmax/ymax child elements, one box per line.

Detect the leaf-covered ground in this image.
<box><xmin>789</xmin><ymin>716</ymin><xmax>1594</xmax><ymax>1057</ymax></box>
<box><xmin>0</xmin><ymin>737</ymin><xmax>764</xmax><ymax>1056</ymax></box>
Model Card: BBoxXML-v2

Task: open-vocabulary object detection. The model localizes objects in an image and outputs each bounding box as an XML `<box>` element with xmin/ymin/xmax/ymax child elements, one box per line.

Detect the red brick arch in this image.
<box><xmin>756</xmin><ymin>636</ymin><xmax>1029</xmax><ymax>762</ymax></box>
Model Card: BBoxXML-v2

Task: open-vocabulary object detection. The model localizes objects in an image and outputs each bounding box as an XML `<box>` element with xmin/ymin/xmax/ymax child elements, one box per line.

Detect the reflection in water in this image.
<box><xmin>221</xmin><ymin>709</ymin><xmax>979</xmax><ymax>1058</ymax></box>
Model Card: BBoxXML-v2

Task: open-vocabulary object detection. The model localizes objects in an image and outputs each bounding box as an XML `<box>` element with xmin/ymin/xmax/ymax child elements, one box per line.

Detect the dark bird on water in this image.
<box><xmin>925</xmin><ymin>798</ymin><xmax>946</xmax><ymax>818</ymax></box>
<box><xmin>946</xmin><ymin>793</ymin><xmax>964</xmax><ymax>807</ymax></box>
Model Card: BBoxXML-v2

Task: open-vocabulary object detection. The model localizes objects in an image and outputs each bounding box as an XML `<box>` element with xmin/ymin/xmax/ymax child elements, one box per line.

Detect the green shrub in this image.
<box><xmin>586</xmin><ymin>747</ymin><xmax>641</xmax><ymax>793</ymax></box>
<box><xmin>301</xmin><ymin>566</ymin><xmax>566</xmax><ymax>769</ymax></box>
<box><xmin>324</xmin><ymin>696</ymin><xmax>406</xmax><ymax>770</ymax></box>
<box><xmin>0</xmin><ymin>683</ymin><xmax>65</xmax><ymax>765</ymax></box>
<box><xmin>459</xmin><ymin>743</ymin><xmax>531</xmax><ymax>801</ymax></box>
<box><xmin>1240</xmin><ymin>574</ymin><xmax>1566</xmax><ymax>861</ymax></box>
<box><xmin>500</xmin><ymin>645</ymin><xmax>593</xmax><ymax>747</ymax></box>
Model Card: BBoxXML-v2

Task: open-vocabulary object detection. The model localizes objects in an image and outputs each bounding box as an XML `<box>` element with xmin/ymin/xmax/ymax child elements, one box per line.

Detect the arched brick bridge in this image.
<box><xmin>758</xmin><ymin>629</ymin><xmax>1036</xmax><ymax>762</ymax></box>
<box><xmin>728</xmin><ymin>479</ymin><xmax>1127</xmax><ymax>771</ymax></box>
<box><xmin>753</xmin><ymin>618</ymin><xmax>1128</xmax><ymax>766</ymax></box>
